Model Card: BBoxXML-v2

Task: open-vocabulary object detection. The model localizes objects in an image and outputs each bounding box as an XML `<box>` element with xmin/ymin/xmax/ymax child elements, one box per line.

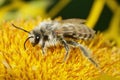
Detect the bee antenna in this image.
<box><xmin>11</xmin><ymin>23</ymin><xmax>30</xmax><ymax>34</ymax></box>
<box><xmin>24</xmin><ymin>36</ymin><xmax>34</xmax><ymax>50</ymax></box>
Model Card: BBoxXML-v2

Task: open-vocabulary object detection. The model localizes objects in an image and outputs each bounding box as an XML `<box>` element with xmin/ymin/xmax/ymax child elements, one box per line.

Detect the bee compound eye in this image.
<box><xmin>35</xmin><ymin>36</ymin><xmax>40</xmax><ymax>41</ymax></box>
<box><xmin>33</xmin><ymin>35</ymin><xmax>40</xmax><ymax>46</ymax></box>
<box><xmin>36</xmin><ymin>36</ymin><xmax>40</xmax><ymax>39</ymax></box>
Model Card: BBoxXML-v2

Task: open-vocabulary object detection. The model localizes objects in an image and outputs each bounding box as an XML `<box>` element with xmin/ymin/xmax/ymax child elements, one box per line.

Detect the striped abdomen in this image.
<box><xmin>61</xmin><ymin>24</ymin><xmax>96</xmax><ymax>40</ymax></box>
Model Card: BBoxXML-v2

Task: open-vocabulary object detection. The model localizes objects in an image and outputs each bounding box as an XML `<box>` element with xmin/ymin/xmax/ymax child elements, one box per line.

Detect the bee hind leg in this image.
<box><xmin>67</xmin><ymin>41</ymin><xmax>98</xmax><ymax>67</ymax></box>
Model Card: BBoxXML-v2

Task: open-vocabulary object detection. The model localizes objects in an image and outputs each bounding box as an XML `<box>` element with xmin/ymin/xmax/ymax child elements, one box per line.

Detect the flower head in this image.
<box><xmin>0</xmin><ymin>18</ymin><xmax>120</xmax><ymax>80</ymax></box>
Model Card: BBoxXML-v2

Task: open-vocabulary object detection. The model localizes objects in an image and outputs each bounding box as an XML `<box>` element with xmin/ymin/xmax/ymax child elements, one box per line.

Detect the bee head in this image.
<box><xmin>28</xmin><ymin>30</ymin><xmax>41</xmax><ymax>47</ymax></box>
<box><xmin>11</xmin><ymin>23</ymin><xmax>40</xmax><ymax>50</ymax></box>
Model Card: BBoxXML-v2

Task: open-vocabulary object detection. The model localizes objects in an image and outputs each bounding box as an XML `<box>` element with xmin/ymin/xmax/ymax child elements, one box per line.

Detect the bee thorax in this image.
<box><xmin>44</xmin><ymin>39</ymin><xmax>59</xmax><ymax>47</ymax></box>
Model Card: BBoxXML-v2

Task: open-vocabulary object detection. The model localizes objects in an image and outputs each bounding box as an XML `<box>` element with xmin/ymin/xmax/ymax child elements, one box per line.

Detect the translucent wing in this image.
<box><xmin>55</xmin><ymin>19</ymin><xmax>95</xmax><ymax>40</ymax></box>
<box><xmin>60</xmin><ymin>18</ymin><xmax>86</xmax><ymax>24</ymax></box>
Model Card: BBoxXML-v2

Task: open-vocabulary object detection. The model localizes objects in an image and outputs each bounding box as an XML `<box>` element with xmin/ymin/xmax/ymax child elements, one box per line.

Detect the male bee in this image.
<box><xmin>12</xmin><ymin>18</ymin><xmax>98</xmax><ymax>67</ymax></box>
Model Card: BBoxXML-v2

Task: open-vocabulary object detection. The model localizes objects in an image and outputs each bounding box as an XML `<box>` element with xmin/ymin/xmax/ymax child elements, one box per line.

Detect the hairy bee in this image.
<box><xmin>12</xmin><ymin>18</ymin><xmax>98</xmax><ymax>67</ymax></box>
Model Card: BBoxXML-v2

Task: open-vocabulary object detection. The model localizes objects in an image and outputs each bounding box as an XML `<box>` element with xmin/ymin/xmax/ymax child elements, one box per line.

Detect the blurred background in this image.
<box><xmin>0</xmin><ymin>0</ymin><xmax>120</xmax><ymax>46</ymax></box>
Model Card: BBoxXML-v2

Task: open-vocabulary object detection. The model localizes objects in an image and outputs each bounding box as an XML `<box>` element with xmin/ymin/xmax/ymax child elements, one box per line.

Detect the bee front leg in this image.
<box><xmin>41</xmin><ymin>41</ymin><xmax>46</xmax><ymax>55</ymax></box>
<box><xmin>58</xmin><ymin>37</ymin><xmax>70</xmax><ymax>62</ymax></box>
<box><xmin>67</xmin><ymin>41</ymin><xmax>98</xmax><ymax>67</ymax></box>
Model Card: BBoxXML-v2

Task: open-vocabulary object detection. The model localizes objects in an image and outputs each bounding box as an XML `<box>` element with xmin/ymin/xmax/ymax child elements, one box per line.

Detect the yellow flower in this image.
<box><xmin>0</xmin><ymin>18</ymin><xmax>120</xmax><ymax>80</ymax></box>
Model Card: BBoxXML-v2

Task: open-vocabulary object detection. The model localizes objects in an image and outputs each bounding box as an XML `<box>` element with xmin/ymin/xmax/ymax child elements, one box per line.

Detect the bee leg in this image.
<box><xmin>59</xmin><ymin>37</ymin><xmax>70</xmax><ymax>62</ymax></box>
<box><xmin>41</xmin><ymin>41</ymin><xmax>46</xmax><ymax>55</ymax></box>
<box><xmin>67</xmin><ymin>41</ymin><xmax>98</xmax><ymax>67</ymax></box>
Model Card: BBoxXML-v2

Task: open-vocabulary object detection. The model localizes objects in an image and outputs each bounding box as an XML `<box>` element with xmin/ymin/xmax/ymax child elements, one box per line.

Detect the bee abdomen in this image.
<box><xmin>78</xmin><ymin>33</ymin><xmax>94</xmax><ymax>40</ymax></box>
<box><xmin>81</xmin><ymin>27</ymin><xmax>95</xmax><ymax>40</ymax></box>
<box><xmin>64</xmin><ymin>32</ymin><xmax>95</xmax><ymax>40</ymax></box>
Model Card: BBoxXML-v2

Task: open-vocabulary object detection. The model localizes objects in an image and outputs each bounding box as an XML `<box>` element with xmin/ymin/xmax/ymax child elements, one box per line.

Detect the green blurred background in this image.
<box><xmin>0</xmin><ymin>0</ymin><xmax>120</xmax><ymax>46</ymax></box>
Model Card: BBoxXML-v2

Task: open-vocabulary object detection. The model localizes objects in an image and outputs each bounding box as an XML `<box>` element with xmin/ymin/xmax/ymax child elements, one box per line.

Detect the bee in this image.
<box><xmin>12</xmin><ymin>18</ymin><xmax>98</xmax><ymax>67</ymax></box>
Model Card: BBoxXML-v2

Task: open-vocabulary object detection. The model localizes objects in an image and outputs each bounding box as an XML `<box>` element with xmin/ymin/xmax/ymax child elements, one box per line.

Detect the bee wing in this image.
<box><xmin>60</xmin><ymin>18</ymin><xmax>86</xmax><ymax>24</ymax></box>
<box><xmin>55</xmin><ymin>20</ymin><xmax>95</xmax><ymax>40</ymax></box>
